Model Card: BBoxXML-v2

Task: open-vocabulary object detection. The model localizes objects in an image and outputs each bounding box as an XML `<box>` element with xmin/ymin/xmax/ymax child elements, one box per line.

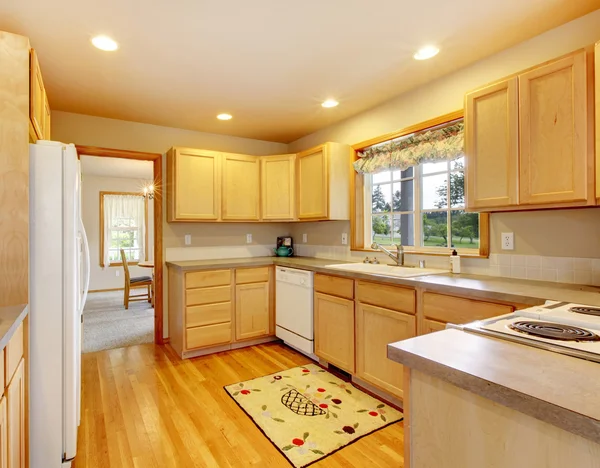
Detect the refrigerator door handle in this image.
<box><xmin>79</xmin><ymin>218</ymin><xmax>91</xmax><ymax>316</ymax></box>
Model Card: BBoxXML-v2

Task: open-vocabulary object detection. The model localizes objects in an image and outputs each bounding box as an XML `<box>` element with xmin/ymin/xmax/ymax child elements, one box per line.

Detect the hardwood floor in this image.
<box><xmin>74</xmin><ymin>342</ymin><xmax>404</xmax><ymax>467</ymax></box>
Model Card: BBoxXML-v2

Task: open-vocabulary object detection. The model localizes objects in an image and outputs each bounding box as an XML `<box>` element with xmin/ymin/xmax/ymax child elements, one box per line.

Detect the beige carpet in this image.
<box><xmin>83</xmin><ymin>290</ymin><xmax>154</xmax><ymax>353</ymax></box>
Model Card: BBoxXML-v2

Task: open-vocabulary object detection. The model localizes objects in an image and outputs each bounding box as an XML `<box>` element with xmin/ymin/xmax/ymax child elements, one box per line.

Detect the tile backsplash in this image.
<box><xmin>293</xmin><ymin>244</ymin><xmax>600</xmax><ymax>287</ymax></box>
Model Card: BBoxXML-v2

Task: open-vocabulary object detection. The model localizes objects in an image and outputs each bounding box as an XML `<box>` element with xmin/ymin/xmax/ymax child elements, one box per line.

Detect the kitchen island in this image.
<box><xmin>388</xmin><ymin>329</ymin><xmax>600</xmax><ymax>468</ymax></box>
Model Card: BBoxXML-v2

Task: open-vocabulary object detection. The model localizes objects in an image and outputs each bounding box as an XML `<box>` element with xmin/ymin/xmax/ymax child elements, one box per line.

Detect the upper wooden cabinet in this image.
<box><xmin>222</xmin><ymin>153</ymin><xmax>260</xmax><ymax>221</ymax></box>
<box><xmin>261</xmin><ymin>154</ymin><xmax>295</xmax><ymax>220</ymax></box>
<box><xmin>465</xmin><ymin>78</ymin><xmax>519</xmax><ymax>209</ymax></box>
<box><xmin>29</xmin><ymin>48</ymin><xmax>50</xmax><ymax>142</ymax></box>
<box><xmin>296</xmin><ymin>143</ymin><xmax>351</xmax><ymax>220</ymax></box>
<box><xmin>465</xmin><ymin>49</ymin><xmax>593</xmax><ymax>211</ymax></box>
<box><xmin>167</xmin><ymin>148</ymin><xmax>221</xmax><ymax>222</ymax></box>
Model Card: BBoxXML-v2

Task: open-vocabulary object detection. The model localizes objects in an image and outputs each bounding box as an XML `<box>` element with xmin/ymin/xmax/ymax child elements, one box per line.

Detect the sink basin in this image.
<box><xmin>324</xmin><ymin>263</ymin><xmax>447</xmax><ymax>278</ymax></box>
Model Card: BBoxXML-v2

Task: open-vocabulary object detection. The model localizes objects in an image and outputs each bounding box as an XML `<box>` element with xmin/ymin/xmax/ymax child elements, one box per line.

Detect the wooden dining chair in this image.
<box><xmin>120</xmin><ymin>249</ymin><xmax>153</xmax><ymax>309</ymax></box>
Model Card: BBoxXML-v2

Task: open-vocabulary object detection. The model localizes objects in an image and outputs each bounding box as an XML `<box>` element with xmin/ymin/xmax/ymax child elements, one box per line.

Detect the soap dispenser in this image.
<box><xmin>450</xmin><ymin>249</ymin><xmax>461</xmax><ymax>274</ymax></box>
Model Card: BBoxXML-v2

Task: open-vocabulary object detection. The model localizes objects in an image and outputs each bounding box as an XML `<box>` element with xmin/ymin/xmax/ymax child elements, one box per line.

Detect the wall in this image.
<box><xmin>289</xmin><ymin>9</ymin><xmax>600</xmax><ymax>260</ymax></box>
<box><xmin>82</xmin><ymin>175</ymin><xmax>155</xmax><ymax>291</ymax></box>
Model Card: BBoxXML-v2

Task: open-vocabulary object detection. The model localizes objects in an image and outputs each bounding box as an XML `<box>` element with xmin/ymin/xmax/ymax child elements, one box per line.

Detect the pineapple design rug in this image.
<box><xmin>224</xmin><ymin>363</ymin><xmax>403</xmax><ymax>467</ymax></box>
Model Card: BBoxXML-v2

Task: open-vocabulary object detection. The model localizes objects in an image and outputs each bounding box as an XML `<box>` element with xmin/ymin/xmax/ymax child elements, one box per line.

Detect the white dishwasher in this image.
<box><xmin>276</xmin><ymin>266</ymin><xmax>315</xmax><ymax>356</ymax></box>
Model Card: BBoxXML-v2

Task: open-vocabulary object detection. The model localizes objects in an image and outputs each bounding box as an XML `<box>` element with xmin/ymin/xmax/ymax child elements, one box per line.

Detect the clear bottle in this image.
<box><xmin>450</xmin><ymin>249</ymin><xmax>461</xmax><ymax>274</ymax></box>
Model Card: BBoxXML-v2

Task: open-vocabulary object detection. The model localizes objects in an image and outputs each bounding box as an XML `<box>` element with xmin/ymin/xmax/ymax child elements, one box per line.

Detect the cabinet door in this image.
<box><xmin>422</xmin><ymin>318</ymin><xmax>446</xmax><ymax>334</ymax></box>
<box><xmin>297</xmin><ymin>146</ymin><xmax>328</xmax><ymax>219</ymax></box>
<box><xmin>235</xmin><ymin>282</ymin><xmax>270</xmax><ymax>340</ymax></box>
<box><xmin>261</xmin><ymin>155</ymin><xmax>295</xmax><ymax>220</ymax></box>
<box><xmin>222</xmin><ymin>154</ymin><xmax>260</xmax><ymax>220</ymax></box>
<box><xmin>0</xmin><ymin>395</ymin><xmax>7</xmax><ymax>468</ymax></box>
<box><xmin>465</xmin><ymin>78</ymin><xmax>519</xmax><ymax>209</ymax></box>
<box><xmin>43</xmin><ymin>93</ymin><xmax>51</xmax><ymax>140</ymax></box>
<box><xmin>595</xmin><ymin>42</ymin><xmax>600</xmax><ymax>201</ymax></box>
<box><xmin>7</xmin><ymin>359</ymin><xmax>24</xmax><ymax>468</ymax></box>
<box><xmin>519</xmin><ymin>51</ymin><xmax>588</xmax><ymax>204</ymax></box>
<box><xmin>29</xmin><ymin>49</ymin><xmax>45</xmax><ymax>141</ymax></box>
<box><xmin>314</xmin><ymin>292</ymin><xmax>354</xmax><ymax>372</ymax></box>
<box><xmin>356</xmin><ymin>303</ymin><xmax>415</xmax><ymax>397</ymax></box>
<box><xmin>170</xmin><ymin>148</ymin><xmax>221</xmax><ymax>220</ymax></box>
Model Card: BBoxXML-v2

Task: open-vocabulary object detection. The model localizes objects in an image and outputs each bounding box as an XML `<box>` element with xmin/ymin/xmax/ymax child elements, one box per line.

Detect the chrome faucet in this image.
<box><xmin>371</xmin><ymin>242</ymin><xmax>404</xmax><ymax>266</ymax></box>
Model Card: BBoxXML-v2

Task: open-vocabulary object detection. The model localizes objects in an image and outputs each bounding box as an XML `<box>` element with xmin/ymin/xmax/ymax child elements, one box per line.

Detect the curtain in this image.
<box><xmin>354</xmin><ymin>120</ymin><xmax>464</xmax><ymax>174</ymax></box>
<box><xmin>103</xmin><ymin>194</ymin><xmax>145</xmax><ymax>268</ymax></box>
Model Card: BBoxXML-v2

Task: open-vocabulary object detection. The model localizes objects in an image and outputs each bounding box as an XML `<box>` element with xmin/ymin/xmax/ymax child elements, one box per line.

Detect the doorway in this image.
<box><xmin>76</xmin><ymin>146</ymin><xmax>163</xmax><ymax>349</ymax></box>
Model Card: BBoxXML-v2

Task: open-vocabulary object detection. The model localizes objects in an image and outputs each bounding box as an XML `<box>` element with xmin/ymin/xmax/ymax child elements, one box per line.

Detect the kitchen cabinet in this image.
<box><xmin>465</xmin><ymin>49</ymin><xmax>593</xmax><ymax>211</ymax></box>
<box><xmin>465</xmin><ymin>78</ymin><xmax>519</xmax><ymax>209</ymax></box>
<box><xmin>7</xmin><ymin>359</ymin><xmax>24</xmax><ymax>468</ymax></box>
<box><xmin>422</xmin><ymin>319</ymin><xmax>446</xmax><ymax>334</ymax></box>
<box><xmin>29</xmin><ymin>49</ymin><xmax>51</xmax><ymax>142</ymax></box>
<box><xmin>314</xmin><ymin>292</ymin><xmax>355</xmax><ymax>372</ymax></box>
<box><xmin>0</xmin><ymin>395</ymin><xmax>7</xmax><ymax>468</ymax></box>
<box><xmin>296</xmin><ymin>143</ymin><xmax>351</xmax><ymax>220</ymax></box>
<box><xmin>356</xmin><ymin>303</ymin><xmax>415</xmax><ymax>398</ymax></box>
<box><xmin>236</xmin><ymin>282</ymin><xmax>270</xmax><ymax>340</ymax></box>
<box><xmin>260</xmin><ymin>154</ymin><xmax>295</xmax><ymax>220</ymax></box>
<box><xmin>222</xmin><ymin>153</ymin><xmax>260</xmax><ymax>221</ymax></box>
<box><xmin>596</xmin><ymin>42</ymin><xmax>600</xmax><ymax>202</ymax></box>
<box><xmin>167</xmin><ymin>147</ymin><xmax>221</xmax><ymax>221</ymax></box>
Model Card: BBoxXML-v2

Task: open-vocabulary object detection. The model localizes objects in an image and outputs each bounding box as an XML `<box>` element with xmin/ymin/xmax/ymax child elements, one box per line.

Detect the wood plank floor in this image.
<box><xmin>74</xmin><ymin>342</ymin><xmax>404</xmax><ymax>467</ymax></box>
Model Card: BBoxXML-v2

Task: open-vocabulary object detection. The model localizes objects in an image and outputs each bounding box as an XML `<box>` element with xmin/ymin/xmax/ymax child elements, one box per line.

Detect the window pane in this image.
<box><xmin>393</xmin><ymin>214</ymin><xmax>414</xmax><ymax>246</ymax></box>
<box><xmin>449</xmin><ymin>171</ymin><xmax>465</xmax><ymax>208</ymax></box>
<box><xmin>451</xmin><ymin>210</ymin><xmax>479</xmax><ymax>249</ymax></box>
<box><xmin>451</xmin><ymin>156</ymin><xmax>465</xmax><ymax>171</ymax></box>
<box><xmin>372</xmin><ymin>171</ymin><xmax>391</xmax><ymax>184</ymax></box>
<box><xmin>392</xmin><ymin>167</ymin><xmax>413</xmax><ymax>180</ymax></box>
<box><xmin>422</xmin><ymin>174</ymin><xmax>448</xmax><ymax>210</ymax></box>
<box><xmin>372</xmin><ymin>214</ymin><xmax>392</xmax><ymax>246</ymax></box>
<box><xmin>372</xmin><ymin>184</ymin><xmax>391</xmax><ymax>213</ymax></box>
<box><xmin>392</xmin><ymin>180</ymin><xmax>414</xmax><ymax>212</ymax></box>
<box><xmin>422</xmin><ymin>212</ymin><xmax>448</xmax><ymax>248</ymax></box>
<box><xmin>422</xmin><ymin>160</ymin><xmax>447</xmax><ymax>175</ymax></box>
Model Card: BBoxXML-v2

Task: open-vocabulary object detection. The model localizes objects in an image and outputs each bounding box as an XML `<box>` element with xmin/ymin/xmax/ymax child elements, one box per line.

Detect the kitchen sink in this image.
<box><xmin>324</xmin><ymin>263</ymin><xmax>447</xmax><ymax>278</ymax></box>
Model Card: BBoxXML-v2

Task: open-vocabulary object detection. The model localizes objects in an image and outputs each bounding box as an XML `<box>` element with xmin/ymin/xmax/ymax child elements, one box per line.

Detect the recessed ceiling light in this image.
<box><xmin>91</xmin><ymin>35</ymin><xmax>119</xmax><ymax>51</ymax></box>
<box><xmin>321</xmin><ymin>99</ymin><xmax>339</xmax><ymax>108</ymax></box>
<box><xmin>414</xmin><ymin>45</ymin><xmax>439</xmax><ymax>60</ymax></box>
<box><xmin>217</xmin><ymin>113</ymin><xmax>233</xmax><ymax>121</ymax></box>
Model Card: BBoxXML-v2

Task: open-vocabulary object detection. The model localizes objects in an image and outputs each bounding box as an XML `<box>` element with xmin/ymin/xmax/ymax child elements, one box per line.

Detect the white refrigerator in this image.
<box><xmin>29</xmin><ymin>141</ymin><xmax>90</xmax><ymax>467</ymax></box>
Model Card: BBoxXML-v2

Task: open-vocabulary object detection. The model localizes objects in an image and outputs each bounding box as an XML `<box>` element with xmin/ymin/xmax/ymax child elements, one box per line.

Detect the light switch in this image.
<box><xmin>185</xmin><ymin>234</ymin><xmax>192</xmax><ymax>245</ymax></box>
<box><xmin>303</xmin><ymin>233</ymin><xmax>308</xmax><ymax>243</ymax></box>
<box><xmin>115</xmin><ymin>270</ymin><xmax>120</xmax><ymax>277</ymax></box>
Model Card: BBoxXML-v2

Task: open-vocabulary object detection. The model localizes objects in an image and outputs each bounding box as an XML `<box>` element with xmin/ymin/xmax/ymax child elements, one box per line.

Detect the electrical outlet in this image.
<box><xmin>246</xmin><ymin>233</ymin><xmax>252</xmax><ymax>244</ymax></box>
<box><xmin>501</xmin><ymin>232</ymin><xmax>514</xmax><ymax>250</ymax></box>
<box><xmin>115</xmin><ymin>270</ymin><xmax>120</xmax><ymax>277</ymax></box>
<box><xmin>302</xmin><ymin>233</ymin><xmax>308</xmax><ymax>243</ymax></box>
<box><xmin>341</xmin><ymin>233</ymin><xmax>348</xmax><ymax>245</ymax></box>
<box><xmin>184</xmin><ymin>234</ymin><xmax>191</xmax><ymax>246</ymax></box>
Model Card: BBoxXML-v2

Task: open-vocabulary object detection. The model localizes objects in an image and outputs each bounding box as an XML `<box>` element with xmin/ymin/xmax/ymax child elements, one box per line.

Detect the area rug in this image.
<box><xmin>224</xmin><ymin>363</ymin><xmax>403</xmax><ymax>467</ymax></box>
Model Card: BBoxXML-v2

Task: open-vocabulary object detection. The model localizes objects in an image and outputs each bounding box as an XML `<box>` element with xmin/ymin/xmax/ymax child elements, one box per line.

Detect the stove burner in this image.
<box><xmin>508</xmin><ymin>321</ymin><xmax>600</xmax><ymax>342</ymax></box>
<box><xmin>569</xmin><ymin>306</ymin><xmax>600</xmax><ymax>317</ymax></box>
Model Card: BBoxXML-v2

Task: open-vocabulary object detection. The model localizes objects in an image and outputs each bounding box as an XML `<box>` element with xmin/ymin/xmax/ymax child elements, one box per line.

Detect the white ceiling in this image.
<box><xmin>80</xmin><ymin>156</ymin><xmax>153</xmax><ymax>179</ymax></box>
<box><xmin>2</xmin><ymin>1</ymin><xmax>598</xmax><ymax>143</ymax></box>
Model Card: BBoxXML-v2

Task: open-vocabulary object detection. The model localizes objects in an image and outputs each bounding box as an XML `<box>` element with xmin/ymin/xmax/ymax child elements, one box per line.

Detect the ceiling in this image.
<box><xmin>80</xmin><ymin>156</ymin><xmax>153</xmax><ymax>179</ymax></box>
<box><xmin>2</xmin><ymin>1</ymin><xmax>598</xmax><ymax>143</ymax></box>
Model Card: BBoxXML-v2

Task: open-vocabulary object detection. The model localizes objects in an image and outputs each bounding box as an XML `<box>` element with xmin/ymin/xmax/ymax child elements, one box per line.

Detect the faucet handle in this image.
<box><xmin>372</xmin><ymin>257</ymin><xmax>380</xmax><ymax>264</ymax></box>
<box><xmin>363</xmin><ymin>256</ymin><xmax>371</xmax><ymax>264</ymax></box>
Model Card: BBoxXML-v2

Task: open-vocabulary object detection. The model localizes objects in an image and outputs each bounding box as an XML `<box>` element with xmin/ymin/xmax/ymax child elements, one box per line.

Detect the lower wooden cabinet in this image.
<box><xmin>7</xmin><ymin>359</ymin><xmax>24</xmax><ymax>468</ymax></box>
<box><xmin>314</xmin><ymin>292</ymin><xmax>355</xmax><ymax>372</ymax></box>
<box><xmin>356</xmin><ymin>303</ymin><xmax>416</xmax><ymax>397</ymax></box>
<box><xmin>423</xmin><ymin>319</ymin><xmax>447</xmax><ymax>334</ymax></box>
<box><xmin>0</xmin><ymin>394</ymin><xmax>7</xmax><ymax>468</ymax></box>
<box><xmin>235</xmin><ymin>282</ymin><xmax>270</xmax><ymax>341</ymax></box>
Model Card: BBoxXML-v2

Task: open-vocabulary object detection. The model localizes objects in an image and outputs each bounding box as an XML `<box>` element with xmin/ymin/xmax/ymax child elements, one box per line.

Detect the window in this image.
<box><xmin>100</xmin><ymin>192</ymin><xmax>148</xmax><ymax>267</ymax></box>
<box><xmin>354</xmin><ymin>112</ymin><xmax>488</xmax><ymax>256</ymax></box>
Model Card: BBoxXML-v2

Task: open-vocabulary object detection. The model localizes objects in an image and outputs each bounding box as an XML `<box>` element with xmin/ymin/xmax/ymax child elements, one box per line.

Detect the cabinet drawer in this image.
<box><xmin>423</xmin><ymin>292</ymin><xmax>514</xmax><ymax>324</ymax></box>
<box><xmin>5</xmin><ymin>323</ymin><xmax>23</xmax><ymax>385</ymax></box>
<box><xmin>314</xmin><ymin>274</ymin><xmax>354</xmax><ymax>299</ymax></box>
<box><xmin>423</xmin><ymin>319</ymin><xmax>447</xmax><ymax>334</ymax></box>
<box><xmin>186</xmin><ymin>286</ymin><xmax>231</xmax><ymax>306</ymax></box>
<box><xmin>186</xmin><ymin>323</ymin><xmax>231</xmax><ymax>350</ymax></box>
<box><xmin>236</xmin><ymin>267</ymin><xmax>270</xmax><ymax>284</ymax></box>
<box><xmin>186</xmin><ymin>270</ymin><xmax>231</xmax><ymax>289</ymax></box>
<box><xmin>186</xmin><ymin>302</ymin><xmax>231</xmax><ymax>328</ymax></box>
<box><xmin>356</xmin><ymin>281</ymin><xmax>415</xmax><ymax>314</ymax></box>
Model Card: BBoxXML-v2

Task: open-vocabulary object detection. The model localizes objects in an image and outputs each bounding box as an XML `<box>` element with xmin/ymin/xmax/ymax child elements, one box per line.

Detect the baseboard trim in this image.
<box><xmin>89</xmin><ymin>288</ymin><xmax>124</xmax><ymax>293</ymax></box>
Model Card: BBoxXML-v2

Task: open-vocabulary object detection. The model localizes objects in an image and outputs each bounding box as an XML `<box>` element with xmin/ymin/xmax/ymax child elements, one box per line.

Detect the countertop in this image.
<box><xmin>0</xmin><ymin>304</ymin><xmax>28</xmax><ymax>350</ymax></box>
<box><xmin>388</xmin><ymin>329</ymin><xmax>600</xmax><ymax>444</ymax></box>
<box><xmin>166</xmin><ymin>256</ymin><xmax>600</xmax><ymax>306</ymax></box>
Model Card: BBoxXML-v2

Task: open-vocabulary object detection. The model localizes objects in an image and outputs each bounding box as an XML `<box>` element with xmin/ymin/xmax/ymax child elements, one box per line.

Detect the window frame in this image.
<box><xmin>350</xmin><ymin>110</ymin><xmax>490</xmax><ymax>258</ymax></box>
<box><xmin>99</xmin><ymin>191</ymin><xmax>149</xmax><ymax>267</ymax></box>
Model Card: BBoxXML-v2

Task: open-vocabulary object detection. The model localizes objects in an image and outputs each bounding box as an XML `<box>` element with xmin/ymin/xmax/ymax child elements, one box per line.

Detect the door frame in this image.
<box><xmin>75</xmin><ymin>145</ymin><xmax>164</xmax><ymax>345</ymax></box>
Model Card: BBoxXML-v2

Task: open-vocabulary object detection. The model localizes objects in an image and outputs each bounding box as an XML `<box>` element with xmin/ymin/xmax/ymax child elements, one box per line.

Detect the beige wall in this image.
<box><xmin>288</xmin><ymin>9</ymin><xmax>600</xmax><ymax>258</ymax></box>
<box><xmin>82</xmin><ymin>174</ymin><xmax>155</xmax><ymax>291</ymax></box>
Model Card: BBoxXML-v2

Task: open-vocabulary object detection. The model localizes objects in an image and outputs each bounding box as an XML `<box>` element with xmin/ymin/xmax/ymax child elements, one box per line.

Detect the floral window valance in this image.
<box><xmin>354</xmin><ymin>120</ymin><xmax>464</xmax><ymax>174</ymax></box>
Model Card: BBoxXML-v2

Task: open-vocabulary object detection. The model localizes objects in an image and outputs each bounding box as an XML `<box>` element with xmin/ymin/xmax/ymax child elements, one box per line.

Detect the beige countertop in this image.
<box><xmin>166</xmin><ymin>256</ymin><xmax>600</xmax><ymax>306</ymax></box>
<box><xmin>0</xmin><ymin>304</ymin><xmax>28</xmax><ymax>350</ymax></box>
<box><xmin>388</xmin><ymin>329</ymin><xmax>600</xmax><ymax>444</ymax></box>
